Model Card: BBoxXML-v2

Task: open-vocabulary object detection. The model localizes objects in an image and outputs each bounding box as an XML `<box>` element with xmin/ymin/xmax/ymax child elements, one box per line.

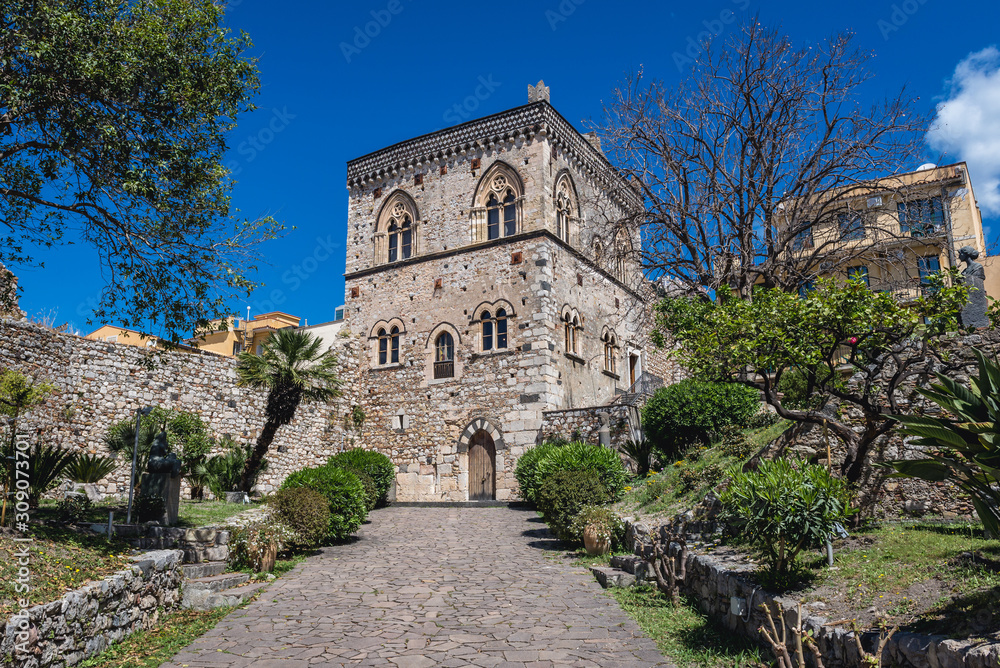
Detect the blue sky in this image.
<box><xmin>15</xmin><ymin>0</ymin><xmax>1000</xmax><ymax>334</ymax></box>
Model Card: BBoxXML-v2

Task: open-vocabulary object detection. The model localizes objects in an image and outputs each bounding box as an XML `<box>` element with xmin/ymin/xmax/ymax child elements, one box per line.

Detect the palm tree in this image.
<box><xmin>235</xmin><ymin>328</ymin><xmax>341</xmax><ymax>492</ymax></box>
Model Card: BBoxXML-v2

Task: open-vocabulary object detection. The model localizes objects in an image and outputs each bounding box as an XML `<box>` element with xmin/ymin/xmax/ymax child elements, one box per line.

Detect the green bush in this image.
<box><xmin>328</xmin><ymin>448</ymin><xmax>395</xmax><ymax>507</ymax></box>
<box><xmin>536</xmin><ymin>469</ymin><xmax>609</xmax><ymax>542</ymax></box>
<box><xmin>57</xmin><ymin>494</ymin><xmax>92</xmax><ymax>523</ymax></box>
<box><xmin>65</xmin><ymin>453</ymin><xmax>118</xmax><ymax>483</ymax></box>
<box><xmin>268</xmin><ymin>486</ymin><xmax>331</xmax><ymax>548</ymax></box>
<box><xmin>281</xmin><ymin>464</ymin><xmax>367</xmax><ymax>541</ymax></box>
<box><xmin>332</xmin><ymin>464</ymin><xmax>378</xmax><ymax>511</ymax></box>
<box><xmin>534</xmin><ymin>441</ymin><xmax>629</xmax><ymax>501</ymax></box>
<box><xmin>568</xmin><ymin>504</ymin><xmax>627</xmax><ymax>549</ymax></box>
<box><xmin>720</xmin><ymin>458</ymin><xmax>857</xmax><ymax>578</ymax></box>
<box><xmin>514</xmin><ymin>441</ymin><xmax>561</xmax><ymax>505</ymax></box>
<box><xmin>206</xmin><ymin>438</ymin><xmax>266</xmax><ymax>499</ymax></box>
<box><xmin>642</xmin><ymin>380</ymin><xmax>760</xmax><ymax>460</ymax></box>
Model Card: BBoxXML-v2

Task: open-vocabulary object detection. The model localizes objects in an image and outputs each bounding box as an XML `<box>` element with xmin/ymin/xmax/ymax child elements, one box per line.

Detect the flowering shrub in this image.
<box><xmin>228</xmin><ymin>514</ymin><xmax>295</xmax><ymax>572</ymax></box>
<box><xmin>569</xmin><ymin>505</ymin><xmax>626</xmax><ymax>549</ymax></box>
<box><xmin>57</xmin><ymin>494</ymin><xmax>92</xmax><ymax>523</ymax></box>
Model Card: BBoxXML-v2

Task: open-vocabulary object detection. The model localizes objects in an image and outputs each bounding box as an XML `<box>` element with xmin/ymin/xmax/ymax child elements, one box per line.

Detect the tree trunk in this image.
<box><xmin>238</xmin><ymin>419</ymin><xmax>279</xmax><ymax>492</ymax></box>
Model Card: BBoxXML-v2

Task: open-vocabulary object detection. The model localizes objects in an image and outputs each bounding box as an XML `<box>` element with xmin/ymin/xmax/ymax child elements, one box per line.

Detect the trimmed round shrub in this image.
<box><xmin>281</xmin><ymin>464</ymin><xmax>367</xmax><ymax>541</ymax></box>
<box><xmin>534</xmin><ymin>441</ymin><xmax>629</xmax><ymax>501</ymax></box>
<box><xmin>328</xmin><ymin>448</ymin><xmax>395</xmax><ymax>507</ymax></box>
<box><xmin>642</xmin><ymin>380</ymin><xmax>760</xmax><ymax>460</ymax></box>
<box><xmin>269</xmin><ymin>486</ymin><xmax>332</xmax><ymax>548</ymax></box>
<box><xmin>514</xmin><ymin>441</ymin><xmax>561</xmax><ymax>505</ymax></box>
<box><xmin>536</xmin><ymin>469</ymin><xmax>609</xmax><ymax>542</ymax></box>
<box><xmin>332</xmin><ymin>464</ymin><xmax>378</xmax><ymax>511</ymax></box>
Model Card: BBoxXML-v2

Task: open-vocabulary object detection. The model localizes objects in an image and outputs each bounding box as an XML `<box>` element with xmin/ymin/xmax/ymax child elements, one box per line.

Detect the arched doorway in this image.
<box><xmin>468</xmin><ymin>430</ymin><xmax>496</xmax><ymax>501</ymax></box>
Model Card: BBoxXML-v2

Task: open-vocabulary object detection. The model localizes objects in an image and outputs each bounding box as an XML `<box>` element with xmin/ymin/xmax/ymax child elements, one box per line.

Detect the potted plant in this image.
<box><xmin>571</xmin><ymin>505</ymin><xmax>622</xmax><ymax>556</ymax></box>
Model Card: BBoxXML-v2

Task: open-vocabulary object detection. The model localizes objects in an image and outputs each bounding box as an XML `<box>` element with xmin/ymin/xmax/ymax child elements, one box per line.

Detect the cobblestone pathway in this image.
<box><xmin>163</xmin><ymin>505</ymin><xmax>672</xmax><ymax>667</ymax></box>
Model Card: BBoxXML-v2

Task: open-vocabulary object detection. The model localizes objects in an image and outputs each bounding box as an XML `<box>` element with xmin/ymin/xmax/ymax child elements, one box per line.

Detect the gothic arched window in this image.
<box><xmin>377</xmin><ymin>193</ymin><xmax>418</xmax><ymax>265</ymax></box>
<box><xmin>473</xmin><ymin>164</ymin><xmax>523</xmax><ymax>242</ymax></box>
<box><xmin>562</xmin><ymin>310</ymin><xmax>581</xmax><ymax>355</ymax></box>
<box><xmin>554</xmin><ymin>175</ymin><xmax>576</xmax><ymax>243</ymax></box>
<box><xmin>481</xmin><ymin>308</ymin><xmax>509</xmax><ymax>352</ymax></box>
<box><xmin>602</xmin><ymin>330</ymin><xmax>618</xmax><ymax>374</ymax></box>
<box><xmin>481</xmin><ymin>310</ymin><xmax>494</xmax><ymax>351</ymax></box>
<box><xmin>495</xmin><ymin>308</ymin><xmax>508</xmax><ymax>349</ymax></box>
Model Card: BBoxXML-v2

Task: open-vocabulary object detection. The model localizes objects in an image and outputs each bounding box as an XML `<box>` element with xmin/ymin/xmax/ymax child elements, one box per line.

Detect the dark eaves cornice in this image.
<box><xmin>345</xmin><ymin>101</ymin><xmax>642</xmax><ymax>211</ymax></box>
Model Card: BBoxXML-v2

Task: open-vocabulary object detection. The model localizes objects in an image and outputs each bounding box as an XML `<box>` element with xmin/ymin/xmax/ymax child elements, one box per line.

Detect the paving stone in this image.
<box><xmin>161</xmin><ymin>506</ymin><xmax>674</xmax><ymax>667</ymax></box>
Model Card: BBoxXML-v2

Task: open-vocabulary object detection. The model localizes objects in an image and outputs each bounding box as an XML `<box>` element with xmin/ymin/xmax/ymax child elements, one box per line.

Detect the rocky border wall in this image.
<box><xmin>625</xmin><ymin>519</ymin><xmax>1000</xmax><ymax>668</ymax></box>
<box><xmin>0</xmin><ymin>549</ymin><xmax>184</xmax><ymax>668</ymax></box>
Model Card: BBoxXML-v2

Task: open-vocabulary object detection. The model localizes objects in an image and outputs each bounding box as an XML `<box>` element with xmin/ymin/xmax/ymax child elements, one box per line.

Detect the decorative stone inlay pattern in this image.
<box><xmin>163</xmin><ymin>506</ymin><xmax>673</xmax><ymax>668</ymax></box>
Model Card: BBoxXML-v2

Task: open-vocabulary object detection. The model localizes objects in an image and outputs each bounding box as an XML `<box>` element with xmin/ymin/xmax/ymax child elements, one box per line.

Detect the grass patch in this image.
<box><xmin>797</xmin><ymin>520</ymin><xmax>1000</xmax><ymax>636</ymax></box>
<box><xmin>613</xmin><ymin>586</ymin><xmax>763</xmax><ymax>668</ymax></box>
<box><xmin>33</xmin><ymin>498</ymin><xmax>256</xmax><ymax>527</ymax></box>
<box><xmin>77</xmin><ymin>606</ymin><xmax>232</xmax><ymax>668</ymax></box>
<box><xmin>746</xmin><ymin>419</ymin><xmax>792</xmax><ymax>449</ymax></box>
<box><xmin>0</xmin><ymin>525</ymin><xmax>133</xmax><ymax>618</ymax></box>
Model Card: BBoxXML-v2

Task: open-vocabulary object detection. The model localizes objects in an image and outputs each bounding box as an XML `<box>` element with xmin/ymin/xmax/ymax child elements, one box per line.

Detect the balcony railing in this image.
<box><xmin>434</xmin><ymin>361</ymin><xmax>454</xmax><ymax>379</ymax></box>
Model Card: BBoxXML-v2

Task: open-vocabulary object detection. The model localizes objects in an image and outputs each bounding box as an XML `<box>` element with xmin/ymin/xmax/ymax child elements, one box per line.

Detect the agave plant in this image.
<box><xmin>887</xmin><ymin>349</ymin><xmax>1000</xmax><ymax>538</ymax></box>
<box><xmin>66</xmin><ymin>453</ymin><xmax>119</xmax><ymax>483</ymax></box>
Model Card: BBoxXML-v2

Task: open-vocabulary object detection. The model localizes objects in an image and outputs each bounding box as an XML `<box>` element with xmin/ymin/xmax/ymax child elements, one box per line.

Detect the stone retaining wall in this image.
<box><xmin>88</xmin><ymin>525</ymin><xmax>230</xmax><ymax>564</ymax></box>
<box><xmin>1</xmin><ymin>549</ymin><xmax>184</xmax><ymax>668</ymax></box>
<box><xmin>625</xmin><ymin>519</ymin><xmax>1000</xmax><ymax>668</ymax></box>
<box><xmin>539</xmin><ymin>404</ymin><xmax>631</xmax><ymax>447</ymax></box>
<box><xmin>0</xmin><ymin>317</ymin><xmax>359</xmax><ymax>495</ymax></box>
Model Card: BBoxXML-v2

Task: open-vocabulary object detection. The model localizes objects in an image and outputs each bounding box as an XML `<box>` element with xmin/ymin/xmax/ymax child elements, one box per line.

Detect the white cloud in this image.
<box><xmin>927</xmin><ymin>47</ymin><xmax>1000</xmax><ymax>216</ymax></box>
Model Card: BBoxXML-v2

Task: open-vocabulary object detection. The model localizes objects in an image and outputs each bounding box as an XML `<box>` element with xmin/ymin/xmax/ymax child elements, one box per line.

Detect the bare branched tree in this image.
<box><xmin>597</xmin><ymin>19</ymin><xmax>930</xmax><ymax>297</ymax></box>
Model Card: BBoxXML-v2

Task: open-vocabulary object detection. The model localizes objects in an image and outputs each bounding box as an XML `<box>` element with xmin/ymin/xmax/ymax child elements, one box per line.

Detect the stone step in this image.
<box><xmin>183</xmin><ymin>580</ymin><xmax>270</xmax><ymax>611</ymax></box>
<box><xmin>611</xmin><ymin>554</ymin><xmax>654</xmax><ymax>580</ymax></box>
<box><xmin>185</xmin><ymin>572</ymin><xmax>250</xmax><ymax>593</ymax></box>
<box><xmin>590</xmin><ymin>566</ymin><xmax>638</xmax><ymax>589</ymax></box>
<box><xmin>181</xmin><ymin>561</ymin><xmax>227</xmax><ymax>579</ymax></box>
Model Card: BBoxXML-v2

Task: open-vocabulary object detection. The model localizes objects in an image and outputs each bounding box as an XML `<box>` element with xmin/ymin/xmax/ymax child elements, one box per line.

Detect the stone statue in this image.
<box><xmin>958</xmin><ymin>246</ymin><xmax>990</xmax><ymax>329</ymax></box>
<box><xmin>138</xmin><ymin>430</ymin><xmax>181</xmax><ymax>524</ymax></box>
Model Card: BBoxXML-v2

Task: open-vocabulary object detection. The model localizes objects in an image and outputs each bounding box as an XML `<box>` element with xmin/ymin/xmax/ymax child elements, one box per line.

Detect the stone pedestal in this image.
<box><xmin>164</xmin><ymin>476</ymin><xmax>181</xmax><ymax>525</ymax></box>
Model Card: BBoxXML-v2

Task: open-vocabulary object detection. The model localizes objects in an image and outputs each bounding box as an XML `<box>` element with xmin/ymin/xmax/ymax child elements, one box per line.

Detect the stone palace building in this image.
<box><xmin>339</xmin><ymin>82</ymin><xmax>678</xmax><ymax>501</ymax></box>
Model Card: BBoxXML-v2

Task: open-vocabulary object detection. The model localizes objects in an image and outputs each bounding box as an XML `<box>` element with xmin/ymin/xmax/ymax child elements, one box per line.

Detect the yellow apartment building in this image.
<box><xmin>783</xmin><ymin>162</ymin><xmax>993</xmax><ymax>301</ymax></box>
<box><xmin>187</xmin><ymin>311</ymin><xmax>301</xmax><ymax>357</ymax></box>
<box><xmin>85</xmin><ymin>325</ymin><xmax>161</xmax><ymax>348</ymax></box>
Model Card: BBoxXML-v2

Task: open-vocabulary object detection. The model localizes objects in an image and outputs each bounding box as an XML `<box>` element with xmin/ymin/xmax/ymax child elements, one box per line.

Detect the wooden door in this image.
<box><xmin>469</xmin><ymin>430</ymin><xmax>496</xmax><ymax>501</ymax></box>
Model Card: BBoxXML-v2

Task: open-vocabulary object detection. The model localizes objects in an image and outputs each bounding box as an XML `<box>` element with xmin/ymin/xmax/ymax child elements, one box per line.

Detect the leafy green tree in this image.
<box><xmin>1</xmin><ymin>0</ymin><xmax>281</xmax><ymax>340</ymax></box>
<box><xmin>235</xmin><ymin>329</ymin><xmax>340</xmax><ymax>492</ymax></box>
<box><xmin>887</xmin><ymin>349</ymin><xmax>1000</xmax><ymax>538</ymax></box>
<box><xmin>656</xmin><ymin>275</ymin><xmax>968</xmax><ymax>488</ymax></box>
<box><xmin>0</xmin><ymin>369</ymin><xmax>53</xmax><ymax>452</ymax></box>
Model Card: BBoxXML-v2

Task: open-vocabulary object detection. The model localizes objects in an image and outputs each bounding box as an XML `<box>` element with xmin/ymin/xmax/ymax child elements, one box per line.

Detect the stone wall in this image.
<box><xmin>624</xmin><ymin>520</ymin><xmax>1000</xmax><ymax>668</ymax></box>
<box><xmin>781</xmin><ymin>330</ymin><xmax>1000</xmax><ymax>519</ymax></box>
<box><xmin>1</xmin><ymin>549</ymin><xmax>184</xmax><ymax>668</ymax></box>
<box><xmin>0</xmin><ymin>317</ymin><xmax>359</xmax><ymax>495</ymax></box>
<box><xmin>88</xmin><ymin>525</ymin><xmax>231</xmax><ymax>564</ymax></box>
<box><xmin>538</xmin><ymin>404</ymin><xmax>631</xmax><ymax>447</ymax></box>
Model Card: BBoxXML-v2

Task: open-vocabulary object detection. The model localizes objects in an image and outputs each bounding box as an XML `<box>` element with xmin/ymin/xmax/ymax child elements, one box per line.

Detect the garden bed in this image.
<box><xmin>33</xmin><ymin>498</ymin><xmax>258</xmax><ymax>528</ymax></box>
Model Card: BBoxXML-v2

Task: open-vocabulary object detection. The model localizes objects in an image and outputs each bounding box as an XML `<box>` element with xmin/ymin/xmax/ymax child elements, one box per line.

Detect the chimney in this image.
<box><xmin>584</xmin><ymin>131</ymin><xmax>603</xmax><ymax>154</ymax></box>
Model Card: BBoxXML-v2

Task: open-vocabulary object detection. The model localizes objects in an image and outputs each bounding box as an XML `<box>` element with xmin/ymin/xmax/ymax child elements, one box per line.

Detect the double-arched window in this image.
<box><xmin>434</xmin><ymin>332</ymin><xmax>455</xmax><ymax>378</ymax></box>
<box><xmin>377</xmin><ymin>326</ymin><xmax>400</xmax><ymax>365</ymax></box>
<box><xmin>376</xmin><ymin>193</ymin><xmax>418</xmax><ymax>265</ymax></box>
<box><xmin>472</xmin><ymin>163</ymin><xmax>523</xmax><ymax>242</ymax></box>
<box><xmin>481</xmin><ymin>308</ymin><xmax>508</xmax><ymax>351</ymax></box>
<box><xmin>602</xmin><ymin>329</ymin><xmax>618</xmax><ymax>374</ymax></box>
<box><xmin>562</xmin><ymin>309</ymin><xmax>581</xmax><ymax>355</ymax></box>
<box><xmin>554</xmin><ymin>174</ymin><xmax>577</xmax><ymax>243</ymax></box>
